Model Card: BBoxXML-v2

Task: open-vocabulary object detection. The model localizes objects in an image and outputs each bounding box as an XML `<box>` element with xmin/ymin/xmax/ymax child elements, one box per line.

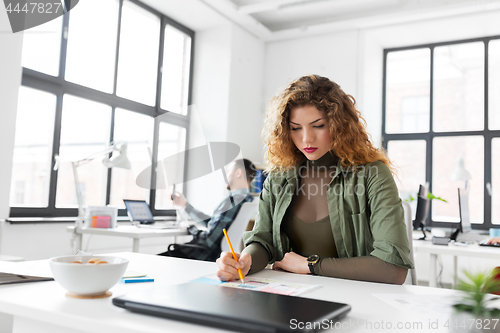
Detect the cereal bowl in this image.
<box><xmin>49</xmin><ymin>255</ymin><xmax>128</xmax><ymax>296</ymax></box>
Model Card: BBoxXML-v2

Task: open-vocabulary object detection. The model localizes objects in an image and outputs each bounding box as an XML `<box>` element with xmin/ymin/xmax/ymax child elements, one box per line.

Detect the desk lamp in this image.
<box><xmin>57</xmin><ymin>142</ymin><xmax>131</xmax><ymax>228</ymax></box>
<box><xmin>450</xmin><ymin>157</ymin><xmax>472</xmax><ymax>189</ymax></box>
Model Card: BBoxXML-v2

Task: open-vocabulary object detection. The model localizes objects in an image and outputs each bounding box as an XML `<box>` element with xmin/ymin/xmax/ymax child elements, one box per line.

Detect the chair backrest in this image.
<box><xmin>402</xmin><ymin>201</ymin><xmax>418</xmax><ymax>285</ymax></box>
<box><xmin>221</xmin><ymin>201</ymin><xmax>259</xmax><ymax>253</ymax></box>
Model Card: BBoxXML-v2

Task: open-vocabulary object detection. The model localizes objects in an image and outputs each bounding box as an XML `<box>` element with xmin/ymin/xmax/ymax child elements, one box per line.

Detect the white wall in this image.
<box><xmin>227</xmin><ymin>24</ymin><xmax>266</xmax><ymax>166</ymax></box>
<box><xmin>186</xmin><ymin>23</ymin><xmax>265</xmax><ymax>214</ymax></box>
<box><xmin>185</xmin><ymin>24</ymin><xmax>233</xmax><ymax>214</ymax></box>
<box><xmin>264</xmin><ymin>30</ymin><xmax>359</xmax><ymax>109</ymax></box>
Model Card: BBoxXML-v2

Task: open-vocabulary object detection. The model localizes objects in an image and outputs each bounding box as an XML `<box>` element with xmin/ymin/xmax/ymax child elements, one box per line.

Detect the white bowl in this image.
<box><xmin>50</xmin><ymin>255</ymin><xmax>129</xmax><ymax>296</ymax></box>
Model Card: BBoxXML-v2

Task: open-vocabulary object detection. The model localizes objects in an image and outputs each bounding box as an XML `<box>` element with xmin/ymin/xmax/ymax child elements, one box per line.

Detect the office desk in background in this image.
<box><xmin>1</xmin><ymin>252</ymin><xmax>494</xmax><ymax>333</ymax></box>
<box><xmin>413</xmin><ymin>239</ymin><xmax>500</xmax><ymax>288</ymax></box>
<box><xmin>66</xmin><ymin>225</ymin><xmax>190</xmax><ymax>253</ymax></box>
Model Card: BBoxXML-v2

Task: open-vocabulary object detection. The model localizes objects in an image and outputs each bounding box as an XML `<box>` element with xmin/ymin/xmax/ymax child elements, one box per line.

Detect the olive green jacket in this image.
<box><xmin>243</xmin><ymin>160</ymin><xmax>414</xmax><ymax>269</ymax></box>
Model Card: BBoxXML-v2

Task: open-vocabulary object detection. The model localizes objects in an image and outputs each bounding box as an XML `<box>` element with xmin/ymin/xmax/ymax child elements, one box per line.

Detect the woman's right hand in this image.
<box><xmin>216</xmin><ymin>252</ymin><xmax>252</xmax><ymax>281</ymax></box>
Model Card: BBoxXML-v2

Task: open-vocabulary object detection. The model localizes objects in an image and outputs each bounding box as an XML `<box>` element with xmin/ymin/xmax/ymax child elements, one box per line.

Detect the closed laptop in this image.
<box><xmin>113</xmin><ymin>282</ymin><xmax>351</xmax><ymax>333</ymax></box>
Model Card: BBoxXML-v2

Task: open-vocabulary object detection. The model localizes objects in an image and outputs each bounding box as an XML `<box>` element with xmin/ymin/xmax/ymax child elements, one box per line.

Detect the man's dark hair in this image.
<box><xmin>233</xmin><ymin>158</ymin><xmax>257</xmax><ymax>184</ymax></box>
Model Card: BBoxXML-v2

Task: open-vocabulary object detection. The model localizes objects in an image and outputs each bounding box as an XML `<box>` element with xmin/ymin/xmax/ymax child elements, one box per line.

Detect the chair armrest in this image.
<box><xmin>172</xmin><ymin>243</ymin><xmax>209</xmax><ymax>252</ymax></box>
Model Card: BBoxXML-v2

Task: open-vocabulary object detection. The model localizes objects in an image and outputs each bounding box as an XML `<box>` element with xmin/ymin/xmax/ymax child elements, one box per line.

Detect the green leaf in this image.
<box><xmin>405</xmin><ymin>195</ymin><xmax>415</xmax><ymax>202</ymax></box>
<box><xmin>427</xmin><ymin>192</ymin><xmax>447</xmax><ymax>202</ymax></box>
<box><xmin>453</xmin><ymin>269</ymin><xmax>500</xmax><ymax>316</ymax></box>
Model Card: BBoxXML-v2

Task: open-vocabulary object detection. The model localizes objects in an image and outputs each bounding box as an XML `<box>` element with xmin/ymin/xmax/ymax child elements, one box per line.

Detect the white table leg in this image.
<box><xmin>75</xmin><ymin>234</ymin><xmax>82</xmax><ymax>252</ymax></box>
<box><xmin>132</xmin><ymin>239</ymin><xmax>140</xmax><ymax>253</ymax></box>
<box><xmin>453</xmin><ymin>256</ymin><xmax>458</xmax><ymax>288</ymax></box>
<box><xmin>429</xmin><ymin>254</ymin><xmax>438</xmax><ymax>288</ymax></box>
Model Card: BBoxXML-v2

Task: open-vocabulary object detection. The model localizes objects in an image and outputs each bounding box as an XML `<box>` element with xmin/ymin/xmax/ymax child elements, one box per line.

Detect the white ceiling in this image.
<box><xmin>195</xmin><ymin>0</ymin><xmax>500</xmax><ymax>41</ymax></box>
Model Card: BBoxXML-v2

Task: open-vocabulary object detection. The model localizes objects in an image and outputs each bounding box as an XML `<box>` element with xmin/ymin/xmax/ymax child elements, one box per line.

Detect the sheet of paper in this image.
<box><xmin>191</xmin><ymin>275</ymin><xmax>320</xmax><ymax>296</ymax></box>
<box><xmin>0</xmin><ymin>260</ymin><xmax>53</xmax><ymax>278</ymax></box>
<box><xmin>373</xmin><ymin>293</ymin><xmax>461</xmax><ymax>321</ymax></box>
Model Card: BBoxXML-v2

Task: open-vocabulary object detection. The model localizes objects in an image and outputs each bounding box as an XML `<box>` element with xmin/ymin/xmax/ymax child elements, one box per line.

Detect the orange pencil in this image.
<box><xmin>222</xmin><ymin>228</ymin><xmax>245</xmax><ymax>284</ymax></box>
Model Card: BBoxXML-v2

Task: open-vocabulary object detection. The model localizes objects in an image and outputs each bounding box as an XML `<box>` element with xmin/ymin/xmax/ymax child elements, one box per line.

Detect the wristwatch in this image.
<box><xmin>307</xmin><ymin>254</ymin><xmax>320</xmax><ymax>275</ymax></box>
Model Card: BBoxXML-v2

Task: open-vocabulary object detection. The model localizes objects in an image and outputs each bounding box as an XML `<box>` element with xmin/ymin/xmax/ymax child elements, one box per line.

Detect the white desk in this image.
<box><xmin>1</xmin><ymin>252</ymin><xmax>496</xmax><ymax>333</ymax></box>
<box><xmin>66</xmin><ymin>225</ymin><xmax>189</xmax><ymax>253</ymax></box>
<box><xmin>413</xmin><ymin>240</ymin><xmax>500</xmax><ymax>288</ymax></box>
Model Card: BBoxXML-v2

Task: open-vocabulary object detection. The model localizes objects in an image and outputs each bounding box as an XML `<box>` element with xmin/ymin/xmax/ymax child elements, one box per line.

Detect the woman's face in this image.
<box><xmin>289</xmin><ymin>105</ymin><xmax>332</xmax><ymax>161</ymax></box>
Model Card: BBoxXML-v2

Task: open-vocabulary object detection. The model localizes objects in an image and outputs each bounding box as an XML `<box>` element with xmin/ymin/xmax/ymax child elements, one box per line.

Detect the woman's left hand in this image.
<box><xmin>272</xmin><ymin>252</ymin><xmax>310</xmax><ymax>274</ymax></box>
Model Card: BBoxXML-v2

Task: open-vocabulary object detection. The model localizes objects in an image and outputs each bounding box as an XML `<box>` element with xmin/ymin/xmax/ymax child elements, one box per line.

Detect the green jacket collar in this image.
<box><xmin>284</xmin><ymin>154</ymin><xmax>353</xmax><ymax>185</ymax></box>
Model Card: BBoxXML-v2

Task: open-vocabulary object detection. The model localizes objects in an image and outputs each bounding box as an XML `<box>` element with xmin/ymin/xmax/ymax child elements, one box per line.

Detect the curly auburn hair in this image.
<box><xmin>262</xmin><ymin>74</ymin><xmax>392</xmax><ymax>173</ymax></box>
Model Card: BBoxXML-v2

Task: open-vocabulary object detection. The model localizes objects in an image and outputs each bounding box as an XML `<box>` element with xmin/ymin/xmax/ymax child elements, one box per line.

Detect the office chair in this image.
<box><xmin>220</xmin><ymin>201</ymin><xmax>258</xmax><ymax>253</ymax></box>
<box><xmin>166</xmin><ymin>201</ymin><xmax>258</xmax><ymax>261</ymax></box>
<box><xmin>402</xmin><ymin>201</ymin><xmax>418</xmax><ymax>285</ymax></box>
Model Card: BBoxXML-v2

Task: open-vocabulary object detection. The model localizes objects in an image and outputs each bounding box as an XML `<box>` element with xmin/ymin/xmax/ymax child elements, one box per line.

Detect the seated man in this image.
<box><xmin>159</xmin><ymin>159</ymin><xmax>256</xmax><ymax>262</ymax></box>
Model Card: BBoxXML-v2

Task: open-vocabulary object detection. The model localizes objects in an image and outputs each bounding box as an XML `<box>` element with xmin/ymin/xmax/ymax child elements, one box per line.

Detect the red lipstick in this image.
<box><xmin>304</xmin><ymin>147</ymin><xmax>318</xmax><ymax>153</ymax></box>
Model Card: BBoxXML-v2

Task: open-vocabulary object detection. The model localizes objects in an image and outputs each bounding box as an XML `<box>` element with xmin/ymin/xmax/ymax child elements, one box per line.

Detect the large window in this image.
<box><xmin>10</xmin><ymin>0</ymin><xmax>194</xmax><ymax>218</ymax></box>
<box><xmin>383</xmin><ymin>36</ymin><xmax>500</xmax><ymax>230</ymax></box>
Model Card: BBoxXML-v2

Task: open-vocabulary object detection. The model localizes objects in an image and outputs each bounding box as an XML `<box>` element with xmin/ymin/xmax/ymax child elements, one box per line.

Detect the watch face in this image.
<box><xmin>307</xmin><ymin>255</ymin><xmax>319</xmax><ymax>264</ymax></box>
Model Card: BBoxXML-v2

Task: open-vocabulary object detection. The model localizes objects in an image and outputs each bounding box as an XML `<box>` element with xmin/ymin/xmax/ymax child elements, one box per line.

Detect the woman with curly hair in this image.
<box><xmin>216</xmin><ymin>75</ymin><xmax>414</xmax><ymax>284</ymax></box>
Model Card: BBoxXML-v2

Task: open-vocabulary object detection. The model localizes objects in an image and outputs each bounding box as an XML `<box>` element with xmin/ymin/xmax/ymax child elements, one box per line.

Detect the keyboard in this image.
<box><xmin>479</xmin><ymin>240</ymin><xmax>500</xmax><ymax>247</ymax></box>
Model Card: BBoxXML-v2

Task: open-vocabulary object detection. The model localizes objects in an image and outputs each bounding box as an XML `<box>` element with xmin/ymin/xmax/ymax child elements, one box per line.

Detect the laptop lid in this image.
<box><xmin>113</xmin><ymin>282</ymin><xmax>351</xmax><ymax>333</ymax></box>
<box><xmin>123</xmin><ymin>199</ymin><xmax>154</xmax><ymax>223</ymax></box>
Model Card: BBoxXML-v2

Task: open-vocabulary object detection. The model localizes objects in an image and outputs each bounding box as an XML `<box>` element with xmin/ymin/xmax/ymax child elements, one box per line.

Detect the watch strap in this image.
<box><xmin>308</xmin><ymin>262</ymin><xmax>316</xmax><ymax>275</ymax></box>
<box><xmin>307</xmin><ymin>255</ymin><xmax>320</xmax><ymax>275</ymax></box>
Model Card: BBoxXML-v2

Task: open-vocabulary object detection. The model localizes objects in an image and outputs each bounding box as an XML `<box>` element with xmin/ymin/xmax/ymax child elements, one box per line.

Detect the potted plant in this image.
<box><xmin>449</xmin><ymin>268</ymin><xmax>500</xmax><ymax>332</ymax></box>
<box><xmin>406</xmin><ymin>192</ymin><xmax>447</xmax><ymax>203</ymax></box>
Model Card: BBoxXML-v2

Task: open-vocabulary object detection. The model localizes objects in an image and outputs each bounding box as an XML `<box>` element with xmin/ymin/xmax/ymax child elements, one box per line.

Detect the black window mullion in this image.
<box><xmin>149</xmin><ymin>118</ymin><xmax>161</xmax><ymax>215</ymax></box>
<box><xmin>106</xmin><ymin>0</ymin><xmax>123</xmax><ymax>207</ymax></box>
<box><xmin>381</xmin><ymin>50</ymin><xmax>388</xmax><ymax>150</ymax></box>
<box><xmin>428</xmin><ymin>47</ymin><xmax>435</xmax><ymax>228</ymax></box>
<box><xmin>155</xmin><ymin>17</ymin><xmax>165</xmax><ymax>113</ymax></box>
<box><xmin>485</xmin><ymin>136</ymin><xmax>493</xmax><ymax>229</ymax></box>
<box><xmin>113</xmin><ymin>0</ymin><xmax>123</xmax><ymax>96</ymax></box>
<box><xmin>48</xmin><ymin>9</ymin><xmax>70</xmax><ymax>213</ymax></box>
<box><xmin>149</xmin><ymin>15</ymin><xmax>165</xmax><ymax>212</ymax></box>
<box><xmin>183</xmin><ymin>33</ymin><xmax>195</xmax><ymax>199</ymax></box>
<box><xmin>48</xmin><ymin>91</ymin><xmax>64</xmax><ymax>213</ymax></box>
<box><xmin>484</xmin><ymin>40</ymin><xmax>492</xmax><ymax>229</ymax></box>
<box><xmin>105</xmin><ymin>108</ymin><xmax>116</xmax><ymax>206</ymax></box>
<box><xmin>58</xmin><ymin>10</ymin><xmax>70</xmax><ymax>81</ymax></box>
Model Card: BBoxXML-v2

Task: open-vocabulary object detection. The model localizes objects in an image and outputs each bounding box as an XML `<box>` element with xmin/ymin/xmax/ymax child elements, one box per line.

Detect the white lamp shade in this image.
<box><xmin>102</xmin><ymin>144</ymin><xmax>131</xmax><ymax>169</ymax></box>
<box><xmin>450</xmin><ymin>157</ymin><xmax>472</xmax><ymax>181</ymax></box>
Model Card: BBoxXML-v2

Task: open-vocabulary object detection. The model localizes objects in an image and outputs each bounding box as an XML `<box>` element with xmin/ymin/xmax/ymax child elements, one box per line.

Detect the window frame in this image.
<box><xmin>382</xmin><ymin>35</ymin><xmax>500</xmax><ymax>230</ymax></box>
<box><xmin>10</xmin><ymin>0</ymin><xmax>194</xmax><ymax>219</ymax></box>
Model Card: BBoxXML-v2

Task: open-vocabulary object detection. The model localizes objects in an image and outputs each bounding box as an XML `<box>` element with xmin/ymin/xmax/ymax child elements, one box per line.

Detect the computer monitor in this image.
<box><xmin>123</xmin><ymin>199</ymin><xmax>158</xmax><ymax>224</ymax></box>
<box><xmin>450</xmin><ymin>188</ymin><xmax>471</xmax><ymax>241</ymax></box>
<box><xmin>413</xmin><ymin>185</ymin><xmax>430</xmax><ymax>240</ymax></box>
<box><xmin>458</xmin><ymin>188</ymin><xmax>471</xmax><ymax>234</ymax></box>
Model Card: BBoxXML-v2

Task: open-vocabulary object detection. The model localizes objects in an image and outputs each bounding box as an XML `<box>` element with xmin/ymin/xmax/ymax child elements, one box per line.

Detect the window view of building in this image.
<box><xmin>9</xmin><ymin>0</ymin><xmax>193</xmax><ymax>218</ymax></box>
<box><xmin>384</xmin><ymin>37</ymin><xmax>499</xmax><ymax>229</ymax></box>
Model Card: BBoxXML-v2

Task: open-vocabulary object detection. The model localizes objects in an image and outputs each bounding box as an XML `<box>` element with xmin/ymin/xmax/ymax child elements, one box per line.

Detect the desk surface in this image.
<box><xmin>67</xmin><ymin>225</ymin><xmax>189</xmax><ymax>238</ymax></box>
<box><xmin>413</xmin><ymin>239</ymin><xmax>500</xmax><ymax>259</ymax></box>
<box><xmin>2</xmin><ymin>253</ymin><xmax>496</xmax><ymax>333</ymax></box>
